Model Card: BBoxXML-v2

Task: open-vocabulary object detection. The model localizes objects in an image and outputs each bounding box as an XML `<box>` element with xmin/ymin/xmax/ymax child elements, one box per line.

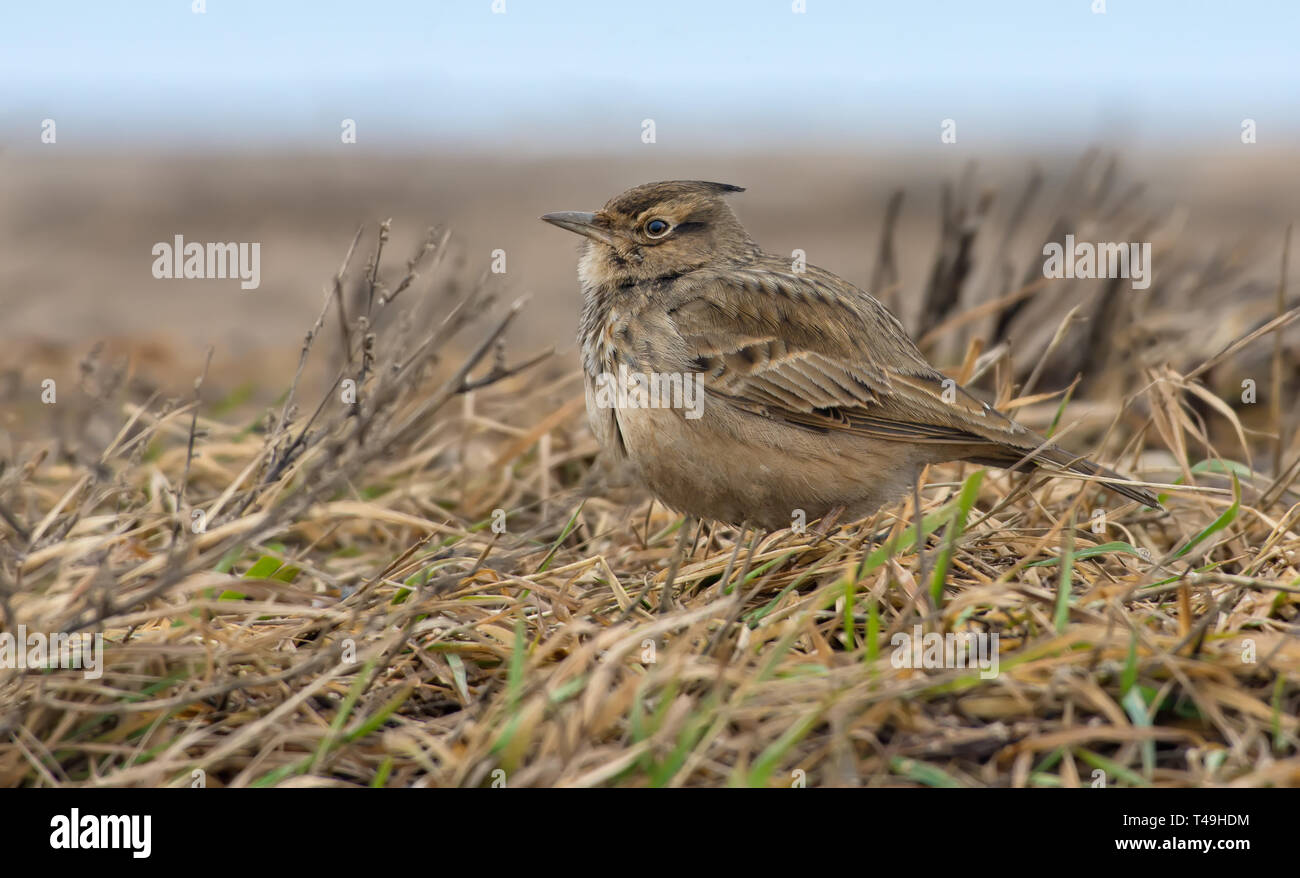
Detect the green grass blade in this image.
<box><xmin>536</xmin><ymin>499</ymin><xmax>585</xmax><ymax>573</ymax></box>
<box><xmin>1053</xmin><ymin>511</ymin><xmax>1076</xmax><ymax>633</ymax></box>
<box><xmin>929</xmin><ymin>469</ymin><xmax>984</xmax><ymax>607</ymax></box>
<box><xmin>1028</xmin><ymin>541</ymin><xmax>1144</xmax><ymax>567</ymax></box>
<box><xmin>1172</xmin><ymin>472</ymin><xmax>1240</xmax><ymax>559</ymax></box>
<box><xmin>890</xmin><ymin>756</ymin><xmax>964</xmax><ymax>788</ymax></box>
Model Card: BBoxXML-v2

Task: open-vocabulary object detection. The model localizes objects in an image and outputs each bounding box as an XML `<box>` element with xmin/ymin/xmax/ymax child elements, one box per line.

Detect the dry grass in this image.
<box><xmin>2</xmin><ymin>163</ymin><xmax>1298</xmax><ymax>787</ymax></box>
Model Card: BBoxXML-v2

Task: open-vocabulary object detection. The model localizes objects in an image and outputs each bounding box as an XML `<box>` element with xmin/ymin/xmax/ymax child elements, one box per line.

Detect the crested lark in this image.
<box><xmin>543</xmin><ymin>180</ymin><xmax>1159</xmax><ymax>533</ymax></box>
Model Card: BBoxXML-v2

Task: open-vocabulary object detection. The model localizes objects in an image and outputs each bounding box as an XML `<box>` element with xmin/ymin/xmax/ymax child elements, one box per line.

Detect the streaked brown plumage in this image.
<box><xmin>543</xmin><ymin>180</ymin><xmax>1160</xmax><ymax>530</ymax></box>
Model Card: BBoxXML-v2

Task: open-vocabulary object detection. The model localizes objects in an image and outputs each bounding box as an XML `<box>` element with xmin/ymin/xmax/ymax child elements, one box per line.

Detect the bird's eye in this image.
<box><xmin>644</xmin><ymin>218</ymin><xmax>670</xmax><ymax>237</ymax></box>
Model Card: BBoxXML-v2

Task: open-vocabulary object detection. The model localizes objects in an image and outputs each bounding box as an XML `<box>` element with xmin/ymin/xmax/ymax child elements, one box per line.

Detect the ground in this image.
<box><xmin>1</xmin><ymin>152</ymin><xmax>1297</xmax><ymax>787</ymax></box>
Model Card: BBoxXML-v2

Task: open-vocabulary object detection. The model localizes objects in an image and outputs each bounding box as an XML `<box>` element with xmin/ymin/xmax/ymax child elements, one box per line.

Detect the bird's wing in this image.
<box><xmin>660</xmin><ymin>262</ymin><xmax>1033</xmax><ymax>448</ymax></box>
<box><xmin>653</xmin><ymin>261</ymin><xmax>1160</xmax><ymax>507</ymax></box>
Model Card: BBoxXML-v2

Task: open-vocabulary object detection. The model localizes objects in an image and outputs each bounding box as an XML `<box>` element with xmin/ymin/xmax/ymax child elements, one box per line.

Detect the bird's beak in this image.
<box><xmin>540</xmin><ymin>211</ymin><xmax>619</xmax><ymax>247</ymax></box>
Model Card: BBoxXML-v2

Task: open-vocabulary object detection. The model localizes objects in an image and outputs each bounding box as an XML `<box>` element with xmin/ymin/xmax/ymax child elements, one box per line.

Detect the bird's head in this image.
<box><xmin>542</xmin><ymin>180</ymin><xmax>757</xmax><ymax>287</ymax></box>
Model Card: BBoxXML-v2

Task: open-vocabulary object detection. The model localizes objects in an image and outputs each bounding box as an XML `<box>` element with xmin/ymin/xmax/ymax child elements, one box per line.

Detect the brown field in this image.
<box><xmin>0</xmin><ymin>147</ymin><xmax>1297</xmax><ymax>787</ymax></box>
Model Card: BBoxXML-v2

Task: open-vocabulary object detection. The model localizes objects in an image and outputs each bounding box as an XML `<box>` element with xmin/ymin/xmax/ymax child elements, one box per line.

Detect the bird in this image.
<box><xmin>542</xmin><ymin>180</ymin><xmax>1161</xmax><ymax>536</ymax></box>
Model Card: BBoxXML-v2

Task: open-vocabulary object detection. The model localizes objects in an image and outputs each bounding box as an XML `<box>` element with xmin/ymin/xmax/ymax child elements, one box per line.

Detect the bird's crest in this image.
<box><xmin>604</xmin><ymin>181</ymin><xmax>745</xmax><ymax>217</ymax></box>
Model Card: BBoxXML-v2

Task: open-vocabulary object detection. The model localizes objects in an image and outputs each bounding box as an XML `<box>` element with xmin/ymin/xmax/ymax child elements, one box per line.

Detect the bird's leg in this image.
<box><xmin>659</xmin><ymin>514</ymin><xmax>696</xmax><ymax>613</ymax></box>
<box><xmin>912</xmin><ymin>468</ymin><xmax>931</xmax><ymax>614</ymax></box>
<box><xmin>730</xmin><ymin>527</ymin><xmax>760</xmax><ymax>599</ymax></box>
<box><xmin>814</xmin><ymin>505</ymin><xmax>846</xmax><ymax>537</ymax></box>
<box><xmin>712</xmin><ymin>521</ymin><xmax>750</xmax><ymax>600</ymax></box>
<box><xmin>704</xmin><ymin>526</ymin><xmax>762</xmax><ymax>656</ymax></box>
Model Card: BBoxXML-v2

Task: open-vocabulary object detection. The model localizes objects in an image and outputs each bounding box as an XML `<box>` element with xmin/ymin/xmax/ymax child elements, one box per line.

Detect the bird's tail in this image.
<box><xmin>966</xmin><ymin>443</ymin><xmax>1163</xmax><ymax>510</ymax></box>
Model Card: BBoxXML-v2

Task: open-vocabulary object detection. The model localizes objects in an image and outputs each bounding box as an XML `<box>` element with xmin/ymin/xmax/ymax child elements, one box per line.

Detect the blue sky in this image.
<box><xmin>3</xmin><ymin>0</ymin><xmax>1297</xmax><ymax>150</ymax></box>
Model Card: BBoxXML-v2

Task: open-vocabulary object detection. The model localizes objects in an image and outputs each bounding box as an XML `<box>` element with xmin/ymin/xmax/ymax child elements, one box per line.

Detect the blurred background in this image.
<box><xmin>2</xmin><ymin>0</ymin><xmax>1297</xmax><ymax>448</ymax></box>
